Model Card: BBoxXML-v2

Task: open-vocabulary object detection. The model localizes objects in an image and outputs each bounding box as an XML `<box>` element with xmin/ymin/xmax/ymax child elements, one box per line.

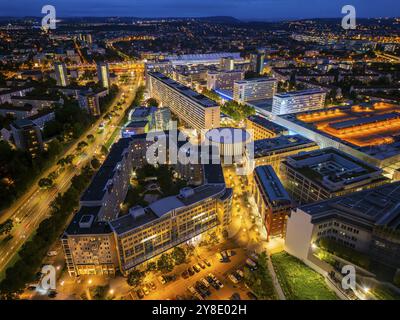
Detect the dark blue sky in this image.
<box><xmin>1</xmin><ymin>0</ymin><xmax>399</xmax><ymax>20</ymax></box>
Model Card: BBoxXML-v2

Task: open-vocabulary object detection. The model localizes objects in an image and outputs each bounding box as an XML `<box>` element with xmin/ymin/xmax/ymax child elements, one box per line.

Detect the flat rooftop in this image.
<box><xmin>280</xmin><ymin>102</ymin><xmax>400</xmax><ymax>161</ymax></box>
<box><xmin>274</xmin><ymin>88</ymin><xmax>326</xmax><ymax>99</ymax></box>
<box><xmin>234</xmin><ymin>77</ymin><xmax>277</xmax><ymax>85</ymax></box>
<box><xmin>149</xmin><ymin>72</ymin><xmax>218</xmax><ymax>108</ymax></box>
<box><xmin>255</xmin><ymin>165</ymin><xmax>291</xmax><ymax>204</ymax></box>
<box><xmin>64</xmin><ymin>206</ymin><xmax>112</xmax><ymax>235</ymax></box>
<box><xmin>283</xmin><ymin>147</ymin><xmax>387</xmax><ymax>192</ymax></box>
<box><xmin>81</xmin><ymin>138</ymin><xmax>131</xmax><ymax>202</ymax></box>
<box><xmin>247</xmin><ymin>115</ymin><xmax>288</xmax><ymax>134</ymax></box>
<box><xmin>301</xmin><ymin>181</ymin><xmax>400</xmax><ymax>231</ymax></box>
<box><xmin>254</xmin><ymin>134</ymin><xmax>317</xmax><ymax>158</ymax></box>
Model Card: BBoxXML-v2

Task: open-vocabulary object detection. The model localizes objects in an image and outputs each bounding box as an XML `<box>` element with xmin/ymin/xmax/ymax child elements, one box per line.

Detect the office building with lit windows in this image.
<box><xmin>280</xmin><ymin>148</ymin><xmax>389</xmax><ymax>205</ymax></box>
<box><xmin>252</xmin><ymin>165</ymin><xmax>292</xmax><ymax>241</ymax></box>
<box><xmin>246</xmin><ymin>115</ymin><xmax>288</xmax><ymax>140</ymax></box>
<box><xmin>285</xmin><ymin>182</ymin><xmax>400</xmax><ymax>270</ymax></box>
<box><xmin>147</xmin><ymin>72</ymin><xmax>220</xmax><ymax>130</ymax></box>
<box><xmin>54</xmin><ymin>62</ymin><xmax>69</xmax><ymax>87</ymax></box>
<box><xmin>233</xmin><ymin>77</ymin><xmax>277</xmax><ymax>104</ymax></box>
<box><xmin>11</xmin><ymin>119</ymin><xmax>43</xmax><ymax>158</ymax></box>
<box><xmin>97</xmin><ymin>62</ymin><xmax>111</xmax><ymax>89</ymax></box>
<box><xmin>253</xmin><ymin>134</ymin><xmax>319</xmax><ymax>176</ymax></box>
<box><xmin>206</xmin><ymin>70</ymin><xmax>244</xmax><ymax>91</ymax></box>
<box><xmin>272</xmin><ymin>88</ymin><xmax>326</xmax><ymax>115</ymax></box>
<box><xmin>62</xmin><ymin>133</ymin><xmax>232</xmax><ymax>276</ymax></box>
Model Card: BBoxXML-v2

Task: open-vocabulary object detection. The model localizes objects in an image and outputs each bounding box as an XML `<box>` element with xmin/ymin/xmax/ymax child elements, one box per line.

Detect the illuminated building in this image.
<box><xmin>250</xmin><ymin>52</ymin><xmax>265</xmax><ymax>74</ymax></box>
<box><xmin>97</xmin><ymin>62</ymin><xmax>110</xmax><ymax>89</ymax></box>
<box><xmin>233</xmin><ymin>77</ymin><xmax>277</xmax><ymax>104</ymax></box>
<box><xmin>62</xmin><ymin>134</ymin><xmax>232</xmax><ymax>276</ymax></box>
<box><xmin>285</xmin><ymin>182</ymin><xmax>400</xmax><ymax>271</ymax></box>
<box><xmin>54</xmin><ymin>62</ymin><xmax>69</xmax><ymax>87</ymax></box>
<box><xmin>220</xmin><ymin>57</ymin><xmax>235</xmax><ymax>71</ymax></box>
<box><xmin>246</xmin><ymin>115</ymin><xmax>288</xmax><ymax>141</ymax></box>
<box><xmin>252</xmin><ymin>165</ymin><xmax>292</xmax><ymax>241</ymax></box>
<box><xmin>10</xmin><ymin>119</ymin><xmax>43</xmax><ymax>158</ymax></box>
<box><xmin>78</xmin><ymin>91</ymin><xmax>101</xmax><ymax>116</ymax></box>
<box><xmin>280</xmin><ymin>148</ymin><xmax>389</xmax><ymax>205</ymax></box>
<box><xmin>274</xmin><ymin>102</ymin><xmax>400</xmax><ymax>168</ymax></box>
<box><xmin>147</xmin><ymin>72</ymin><xmax>220</xmax><ymax>130</ymax></box>
<box><xmin>206</xmin><ymin>70</ymin><xmax>244</xmax><ymax>91</ymax></box>
<box><xmin>272</xmin><ymin>88</ymin><xmax>326</xmax><ymax>115</ymax></box>
<box><xmin>253</xmin><ymin>134</ymin><xmax>319</xmax><ymax>176</ymax></box>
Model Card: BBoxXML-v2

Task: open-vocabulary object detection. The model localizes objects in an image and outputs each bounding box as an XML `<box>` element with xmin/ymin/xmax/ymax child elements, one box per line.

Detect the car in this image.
<box><xmin>247</xmin><ymin>292</ymin><xmax>258</xmax><ymax>300</ymax></box>
<box><xmin>27</xmin><ymin>285</ymin><xmax>37</xmax><ymax>291</ymax></box>
<box><xmin>149</xmin><ymin>282</ymin><xmax>156</xmax><ymax>290</ymax></box>
<box><xmin>48</xmin><ymin>290</ymin><xmax>57</xmax><ymax>298</ymax></box>
<box><xmin>204</xmin><ymin>259</ymin><xmax>211</xmax><ymax>267</ymax></box>
<box><xmin>193</xmin><ymin>264</ymin><xmax>201</xmax><ymax>273</ymax></box>
<box><xmin>198</xmin><ymin>261</ymin><xmax>206</xmax><ymax>269</ymax></box>
<box><xmin>250</xmin><ymin>253</ymin><xmax>259</xmax><ymax>261</ymax></box>
<box><xmin>136</xmin><ymin>289</ymin><xmax>144</xmax><ymax>299</ymax></box>
<box><xmin>188</xmin><ymin>286</ymin><xmax>197</xmax><ymax>295</ymax></box>
<box><xmin>226</xmin><ymin>250</ymin><xmax>235</xmax><ymax>257</ymax></box>
<box><xmin>230</xmin><ymin>293</ymin><xmax>241</xmax><ymax>300</ymax></box>
<box><xmin>236</xmin><ymin>269</ymin><xmax>244</xmax><ymax>278</ymax></box>
<box><xmin>200</xmin><ymin>278</ymin><xmax>210</xmax><ymax>288</ymax></box>
<box><xmin>188</xmin><ymin>267</ymin><xmax>195</xmax><ymax>276</ymax></box>
<box><xmin>228</xmin><ymin>273</ymin><xmax>239</xmax><ymax>284</ymax></box>
<box><xmin>181</xmin><ymin>271</ymin><xmax>190</xmax><ymax>279</ymax></box>
<box><xmin>195</xmin><ymin>282</ymin><xmax>210</xmax><ymax>297</ymax></box>
<box><xmin>158</xmin><ymin>275</ymin><xmax>166</xmax><ymax>284</ymax></box>
<box><xmin>47</xmin><ymin>250</ymin><xmax>58</xmax><ymax>258</ymax></box>
<box><xmin>215</xmin><ymin>278</ymin><xmax>224</xmax><ymax>289</ymax></box>
<box><xmin>142</xmin><ymin>285</ymin><xmax>150</xmax><ymax>295</ymax></box>
<box><xmin>246</xmin><ymin>258</ymin><xmax>257</xmax><ymax>269</ymax></box>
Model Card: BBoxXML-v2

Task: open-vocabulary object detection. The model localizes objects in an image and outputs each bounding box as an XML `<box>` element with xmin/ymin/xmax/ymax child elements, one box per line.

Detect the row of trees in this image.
<box><xmin>0</xmin><ymin>165</ymin><xmax>95</xmax><ymax>298</ymax></box>
<box><xmin>221</xmin><ymin>100</ymin><xmax>255</xmax><ymax>122</ymax></box>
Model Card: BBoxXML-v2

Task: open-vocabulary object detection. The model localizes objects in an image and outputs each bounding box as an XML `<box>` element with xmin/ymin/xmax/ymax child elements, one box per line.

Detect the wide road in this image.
<box><xmin>0</xmin><ymin>79</ymin><xmax>141</xmax><ymax>275</ymax></box>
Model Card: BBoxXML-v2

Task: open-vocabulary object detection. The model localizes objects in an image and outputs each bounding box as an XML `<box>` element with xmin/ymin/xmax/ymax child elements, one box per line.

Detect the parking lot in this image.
<box><xmin>137</xmin><ymin>247</ymin><xmax>257</xmax><ymax>301</ymax></box>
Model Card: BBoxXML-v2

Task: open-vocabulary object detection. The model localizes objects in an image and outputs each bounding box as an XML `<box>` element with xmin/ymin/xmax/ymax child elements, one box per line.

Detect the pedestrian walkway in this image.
<box><xmin>266</xmin><ymin>253</ymin><xmax>286</xmax><ymax>300</ymax></box>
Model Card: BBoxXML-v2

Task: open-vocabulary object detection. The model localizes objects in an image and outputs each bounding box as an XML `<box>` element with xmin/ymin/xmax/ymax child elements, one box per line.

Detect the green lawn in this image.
<box><xmin>271</xmin><ymin>252</ymin><xmax>338</xmax><ymax>300</ymax></box>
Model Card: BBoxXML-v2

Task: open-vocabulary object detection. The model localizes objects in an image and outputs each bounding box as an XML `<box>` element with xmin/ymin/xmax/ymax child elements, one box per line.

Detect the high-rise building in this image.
<box><xmin>250</xmin><ymin>52</ymin><xmax>265</xmax><ymax>74</ymax></box>
<box><xmin>11</xmin><ymin>119</ymin><xmax>44</xmax><ymax>158</ymax></box>
<box><xmin>233</xmin><ymin>77</ymin><xmax>278</xmax><ymax>104</ymax></box>
<box><xmin>97</xmin><ymin>62</ymin><xmax>110</xmax><ymax>89</ymax></box>
<box><xmin>206</xmin><ymin>70</ymin><xmax>244</xmax><ymax>91</ymax></box>
<box><xmin>280</xmin><ymin>148</ymin><xmax>389</xmax><ymax>205</ymax></box>
<box><xmin>252</xmin><ymin>165</ymin><xmax>292</xmax><ymax>241</ymax></box>
<box><xmin>147</xmin><ymin>72</ymin><xmax>220</xmax><ymax>130</ymax></box>
<box><xmin>154</xmin><ymin>107</ymin><xmax>171</xmax><ymax>131</ymax></box>
<box><xmin>220</xmin><ymin>57</ymin><xmax>235</xmax><ymax>71</ymax></box>
<box><xmin>54</xmin><ymin>62</ymin><xmax>68</xmax><ymax>87</ymax></box>
<box><xmin>272</xmin><ymin>88</ymin><xmax>326</xmax><ymax>115</ymax></box>
<box><xmin>78</xmin><ymin>91</ymin><xmax>101</xmax><ymax>116</ymax></box>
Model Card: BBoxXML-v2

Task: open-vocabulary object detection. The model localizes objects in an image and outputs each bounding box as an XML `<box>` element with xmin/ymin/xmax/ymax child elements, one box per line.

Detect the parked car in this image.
<box><xmin>236</xmin><ymin>269</ymin><xmax>244</xmax><ymax>278</ymax></box>
<box><xmin>200</xmin><ymin>278</ymin><xmax>210</xmax><ymax>288</ymax></box>
<box><xmin>47</xmin><ymin>251</ymin><xmax>58</xmax><ymax>257</ymax></box>
<box><xmin>142</xmin><ymin>285</ymin><xmax>150</xmax><ymax>295</ymax></box>
<box><xmin>181</xmin><ymin>271</ymin><xmax>189</xmax><ymax>279</ymax></box>
<box><xmin>215</xmin><ymin>278</ymin><xmax>224</xmax><ymax>289</ymax></box>
<box><xmin>246</xmin><ymin>258</ymin><xmax>257</xmax><ymax>269</ymax></box>
<box><xmin>198</xmin><ymin>261</ymin><xmax>206</xmax><ymax>269</ymax></box>
<box><xmin>226</xmin><ymin>250</ymin><xmax>235</xmax><ymax>257</ymax></box>
<box><xmin>204</xmin><ymin>259</ymin><xmax>211</xmax><ymax>267</ymax></box>
<box><xmin>188</xmin><ymin>267</ymin><xmax>195</xmax><ymax>276</ymax></box>
<box><xmin>149</xmin><ymin>282</ymin><xmax>156</xmax><ymax>290</ymax></box>
<box><xmin>250</xmin><ymin>253</ymin><xmax>259</xmax><ymax>261</ymax></box>
<box><xmin>136</xmin><ymin>289</ymin><xmax>144</xmax><ymax>299</ymax></box>
<box><xmin>158</xmin><ymin>275</ymin><xmax>166</xmax><ymax>284</ymax></box>
<box><xmin>193</xmin><ymin>264</ymin><xmax>201</xmax><ymax>273</ymax></box>
<box><xmin>48</xmin><ymin>290</ymin><xmax>57</xmax><ymax>298</ymax></box>
<box><xmin>228</xmin><ymin>273</ymin><xmax>239</xmax><ymax>284</ymax></box>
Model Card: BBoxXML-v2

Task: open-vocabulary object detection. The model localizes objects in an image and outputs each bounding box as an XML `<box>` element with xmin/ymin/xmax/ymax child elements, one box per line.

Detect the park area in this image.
<box><xmin>271</xmin><ymin>252</ymin><xmax>338</xmax><ymax>300</ymax></box>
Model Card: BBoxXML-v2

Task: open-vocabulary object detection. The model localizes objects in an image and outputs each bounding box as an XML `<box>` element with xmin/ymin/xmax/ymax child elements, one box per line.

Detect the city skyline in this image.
<box><xmin>0</xmin><ymin>0</ymin><xmax>399</xmax><ymax>19</ymax></box>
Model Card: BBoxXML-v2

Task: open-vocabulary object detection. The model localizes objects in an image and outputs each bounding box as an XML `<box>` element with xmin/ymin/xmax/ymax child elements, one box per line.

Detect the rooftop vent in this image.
<box><xmin>179</xmin><ymin>187</ymin><xmax>195</xmax><ymax>199</ymax></box>
<box><xmin>79</xmin><ymin>215</ymin><xmax>94</xmax><ymax>229</ymax></box>
<box><xmin>130</xmin><ymin>205</ymin><xmax>146</xmax><ymax>219</ymax></box>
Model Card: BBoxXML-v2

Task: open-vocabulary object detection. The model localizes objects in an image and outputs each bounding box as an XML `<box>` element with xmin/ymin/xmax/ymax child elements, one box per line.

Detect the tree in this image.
<box><xmin>127</xmin><ymin>269</ymin><xmax>144</xmax><ymax>287</ymax></box>
<box><xmin>171</xmin><ymin>247</ymin><xmax>186</xmax><ymax>265</ymax></box>
<box><xmin>38</xmin><ymin>178</ymin><xmax>54</xmax><ymax>189</ymax></box>
<box><xmin>100</xmin><ymin>145</ymin><xmax>108</xmax><ymax>156</ymax></box>
<box><xmin>146</xmin><ymin>98</ymin><xmax>159</xmax><ymax>107</ymax></box>
<box><xmin>90</xmin><ymin>157</ymin><xmax>101</xmax><ymax>170</ymax></box>
<box><xmin>0</xmin><ymin>219</ymin><xmax>13</xmax><ymax>236</ymax></box>
<box><xmin>157</xmin><ymin>253</ymin><xmax>174</xmax><ymax>273</ymax></box>
<box><xmin>146</xmin><ymin>261</ymin><xmax>157</xmax><ymax>272</ymax></box>
<box><xmin>77</xmin><ymin>141</ymin><xmax>89</xmax><ymax>151</ymax></box>
<box><xmin>86</xmin><ymin>134</ymin><xmax>95</xmax><ymax>143</ymax></box>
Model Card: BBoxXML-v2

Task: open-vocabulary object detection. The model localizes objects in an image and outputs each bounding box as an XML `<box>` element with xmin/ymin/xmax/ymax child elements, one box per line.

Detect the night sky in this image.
<box><xmin>0</xmin><ymin>0</ymin><xmax>399</xmax><ymax>20</ymax></box>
